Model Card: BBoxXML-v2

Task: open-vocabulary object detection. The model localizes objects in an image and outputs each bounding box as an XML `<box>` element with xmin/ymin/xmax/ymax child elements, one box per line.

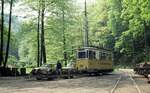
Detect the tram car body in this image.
<box><xmin>75</xmin><ymin>47</ymin><xmax>113</xmax><ymax>74</ymax></box>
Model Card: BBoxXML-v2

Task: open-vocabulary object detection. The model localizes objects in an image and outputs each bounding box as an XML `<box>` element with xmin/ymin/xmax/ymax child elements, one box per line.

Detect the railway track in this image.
<box><xmin>110</xmin><ymin>71</ymin><xmax>142</xmax><ymax>93</ymax></box>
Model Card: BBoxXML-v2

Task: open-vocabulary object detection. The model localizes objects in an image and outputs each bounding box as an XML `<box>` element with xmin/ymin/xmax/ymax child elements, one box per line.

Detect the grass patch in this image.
<box><xmin>26</xmin><ymin>68</ymin><xmax>33</xmax><ymax>74</ymax></box>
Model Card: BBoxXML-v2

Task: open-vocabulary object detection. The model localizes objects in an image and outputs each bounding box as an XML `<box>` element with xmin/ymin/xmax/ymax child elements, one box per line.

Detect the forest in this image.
<box><xmin>0</xmin><ymin>0</ymin><xmax>150</xmax><ymax>69</ymax></box>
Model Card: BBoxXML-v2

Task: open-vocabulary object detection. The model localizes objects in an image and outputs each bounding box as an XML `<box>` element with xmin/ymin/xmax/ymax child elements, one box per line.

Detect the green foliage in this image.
<box><xmin>16</xmin><ymin>21</ymin><xmax>37</xmax><ymax>67</ymax></box>
<box><xmin>111</xmin><ymin>0</ymin><xmax>150</xmax><ymax>64</ymax></box>
<box><xmin>15</xmin><ymin>0</ymin><xmax>81</xmax><ymax>67</ymax></box>
<box><xmin>3</xmin><ymin>0</ymin><xmax>149</xmax><ymax>67</ymax></box>
<box><xmin>7</xmin><ymin>55</ymin><xmax>18</xmax><ymax>67</ymax></box>
<box><xmin>87</xmin><ymin>0</ymin><xmax>150</xmax><ymax>65</ymax></box>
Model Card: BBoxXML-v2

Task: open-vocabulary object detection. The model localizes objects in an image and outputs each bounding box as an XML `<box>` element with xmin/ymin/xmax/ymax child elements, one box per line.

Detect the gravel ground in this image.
<box><xmin>0</xmin><ymin>69</ymin><xmax>149</xmax><ymax>93</ymax></box>
<box><xmin>133</xmin><ymin>73</ymin><xmax>150</xmax><ymax>93</ymax></box>
<box><xmin>112</xmin><ymin>69</ymin><xmax>140</xmax><ymax>93</ymax></box>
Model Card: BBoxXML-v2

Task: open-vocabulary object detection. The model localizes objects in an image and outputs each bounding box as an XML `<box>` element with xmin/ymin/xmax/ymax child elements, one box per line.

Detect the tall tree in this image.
<box><xmin>62</xmin><ymin>9</ymin><xmax>67</xmax><ymax>66</ymax></box>
<box><xmin>0</xmin><ymin>0</ymin><xmax>4</xmax><ymax>66</ymax></box>
<box><xmin>4</xmin><ymin>0</ymin><xmax>13</xmax><ymax>67</ymax></box>
<box><xmin>18</xmin><ymin>0</ymin><xmax>80</xmax><ymax>66</ymax></box>
<box><xmin>37</xmin><ymin>4</ymin><xmax>41</xmax><ymax>67</ymax></box>
<box><xmin>41</xmin><ymin>0</ymin><xmax>46</xmax><ymax>64</ymax></box>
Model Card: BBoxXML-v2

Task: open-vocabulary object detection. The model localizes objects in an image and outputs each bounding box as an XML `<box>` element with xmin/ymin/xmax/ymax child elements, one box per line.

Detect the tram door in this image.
<box><xmin>76</xmin><ymin>49</ymin><xmax>89</xmax><ymax>70</ymax></box>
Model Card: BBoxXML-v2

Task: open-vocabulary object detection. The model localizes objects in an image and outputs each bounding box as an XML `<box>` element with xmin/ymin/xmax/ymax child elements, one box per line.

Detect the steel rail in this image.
<box><xmin>110</xmin><ymin>75</ymin><xmax>122</xmax><ymax>93</ymax></box>
<box><xmin>110</xmin><ymin>72</ymin><xmax>142</xmax><ymax>93</ymax></box>
<box><xmin>129</xmin><ymin>74</ymin><xmax>142</xmax><ymax>93</ymax></box>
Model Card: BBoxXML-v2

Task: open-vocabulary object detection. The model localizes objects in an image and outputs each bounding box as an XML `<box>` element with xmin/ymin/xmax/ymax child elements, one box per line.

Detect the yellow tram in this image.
<box><xmin>75</xmin><ymin>47</ymin><xmax>113</xmax><ymax>73</ymax></box>
<box><xmin>30</xmin><ymin>46</ymin><xmax>113</xmax><ymax>80</ymax></box>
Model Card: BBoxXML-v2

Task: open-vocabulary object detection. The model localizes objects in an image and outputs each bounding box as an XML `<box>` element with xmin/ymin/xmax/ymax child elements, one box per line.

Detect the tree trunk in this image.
<box><xmin>40</xmin><ymin>38</ymin><xmax>43</xmax><ymax>66</ymax></box>
<box><xmin>4</xmin><ymin>0</ymin><xmax>13</xmax><ymax>67</ymax></box>
<box><xmin>144</xmin><ymin>21</ymin><xmax>150</xmax><ymax>62</ymax></box>
<box><xmin>41</xmin><ymin>0</ymin><xmax>46</xmax><ymax>64</ymax></box>
<box><xmin>0</xmin><ymin>0</ymin><xmax>4</xmax><ymax>66</ymax></box>
<box><xmin>37</xmin><ymin>9</ymin><xmax>40</xmax><ymax>67</ymax></box>
<box><xmin>62</xmin><ymin>9</ymin><xmax>67</xmax><ymax>66</ymax></box>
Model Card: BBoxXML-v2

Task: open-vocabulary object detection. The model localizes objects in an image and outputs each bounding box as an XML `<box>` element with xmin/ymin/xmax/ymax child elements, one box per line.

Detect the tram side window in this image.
<box><xmin>78</xmin><ymin>51</ymin><xmax>86</xmax><ymax>58</ymax></box>
<box><xmin>99</xmin><ymin>52</ymin><xmax>102</xmax><ymax>60</ymax></box>
<box><xmin>101</xmin><ymin>52</ymin><xmax>106</xmax><ymax>60</ymax></box>
<box><xmin>96</xmin><ymin>51</ymin><xmax>99</xmax><ymax>60</ymax></box>
<box><xmin>89</xmin><ymin>51</ymin><xmax>96</xmax><ymax>59</ymax></box>
<box><xmin>107</xmin><ymin>54</ymin><xmax>112</xmax><ymax>60</ymax></box>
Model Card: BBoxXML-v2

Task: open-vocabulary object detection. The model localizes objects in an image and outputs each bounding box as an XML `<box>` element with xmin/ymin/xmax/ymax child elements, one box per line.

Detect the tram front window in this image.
<box><xmin>89</xmin><ymin>51</ymin><xmax>96</xmax><ymax>59</ymax></box>
<box><xmin>78</xmin><ymin>51</ymin><xmax>87</xmax><ymax>58</ymax></box>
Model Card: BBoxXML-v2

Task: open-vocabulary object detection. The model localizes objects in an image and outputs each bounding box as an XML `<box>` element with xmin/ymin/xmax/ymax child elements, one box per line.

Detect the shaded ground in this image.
<box><xmin>0</xmin><ymin>69</ymin><xmax>149</xmax><ymax>93</ymax></box>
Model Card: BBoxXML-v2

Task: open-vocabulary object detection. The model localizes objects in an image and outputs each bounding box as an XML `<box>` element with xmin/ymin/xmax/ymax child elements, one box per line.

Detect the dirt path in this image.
<box><xmin>0</xmin><ymin>69</ymin><xmax>149</xmax><ymax>93</ymax></box>
<box><xmin>111</xmin><ymin>69</ymin><xmax>141</xmax><ymax>93</ymax></box>
<box><xmin>133</xmin><ymin>73</ymin><xmax>150</xmax><ymax>93</ymax></box>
